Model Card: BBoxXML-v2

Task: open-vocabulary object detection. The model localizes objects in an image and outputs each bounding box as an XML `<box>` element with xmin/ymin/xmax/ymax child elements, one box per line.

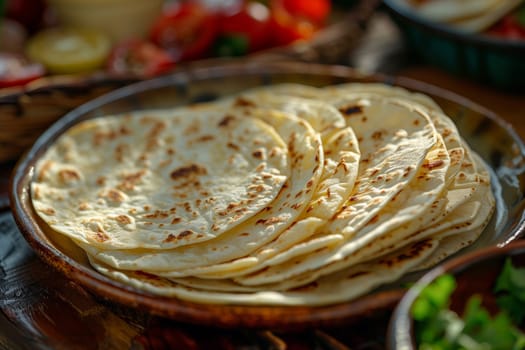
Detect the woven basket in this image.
<box><xmin>0</xmin><ymin>0</ymin><xmax>379</xmax><ymax>163</ymax></box>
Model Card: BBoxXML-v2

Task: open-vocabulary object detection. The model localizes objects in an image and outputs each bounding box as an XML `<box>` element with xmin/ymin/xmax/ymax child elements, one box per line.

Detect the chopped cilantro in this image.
<box><xmin>411</xmin><ymin>258</ymin><xmax>525</xmax><ymax>350</ymax></box>
<box><xmin>495</xmin><ymin>258</ymin><xmax>525</xmax><ymax>325</ymax></box>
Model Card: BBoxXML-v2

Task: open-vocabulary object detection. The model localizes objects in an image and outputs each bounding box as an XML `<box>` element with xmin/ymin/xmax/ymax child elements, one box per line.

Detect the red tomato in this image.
<box><xmin>217</xmin><ymin>1</ymin><xmax>272</xmax><ymax>54</ymax></box>
<box><xmin>488</xmin><ymin>15</ymin><xmax>525</xmax><ymax>40</ymax></box>
<box><xmin>150</xmin><ymin>3</ymin><xmax>219</xmax><ymax>62</ymax></box>
<box><xmin>0</xmin><ymin>53</ymin><xmax>45</xmax><ymax>88</ymax></box>
<box><xmin>273</xmin><ymin>0</ymin><xmax>331</xmax><ymax>24</ymax></box>
<box><xmin>107</xmin><ymin>40</ymin><xmax>175</xmax><ymax>78</ymax></box>
<box><xmin>269</xmin><ymin>3</ymin><xmax>318</xmax><ymax>47</ymax></box>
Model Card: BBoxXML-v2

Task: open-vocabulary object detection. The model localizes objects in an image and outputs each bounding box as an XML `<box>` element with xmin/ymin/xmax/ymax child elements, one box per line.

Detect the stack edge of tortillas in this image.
<box><xmin>31</xmin><ymin>83</ymin><xmax>495</xmax><ymax>306</ymax></box>
<box><xmin>392</xmin><ymin>0</ymin><xmax>523</xmax><ymax>33</ymax></box>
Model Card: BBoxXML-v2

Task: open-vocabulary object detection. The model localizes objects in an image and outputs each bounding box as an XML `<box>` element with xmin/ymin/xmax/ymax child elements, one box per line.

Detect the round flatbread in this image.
<box><xmin>79</xmin><ymin>108</ymin><xmax>325</xmax><ymax>271</ymax></box>
<box><xmin>32</xmin><ymin>108</ymin><xmax>291</xmax><ymax>250</ymax></box>
<box><xmin>88</xmin><ymin>238</ymin><xmax>438</xmax><ymax>306</ymax></box>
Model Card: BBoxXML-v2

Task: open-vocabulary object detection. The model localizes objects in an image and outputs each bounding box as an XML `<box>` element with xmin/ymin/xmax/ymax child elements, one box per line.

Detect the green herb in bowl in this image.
<box><xmin>412</xmin><ymin>258</ymin><xmax>525</xmax><ymax>350</ymax></box>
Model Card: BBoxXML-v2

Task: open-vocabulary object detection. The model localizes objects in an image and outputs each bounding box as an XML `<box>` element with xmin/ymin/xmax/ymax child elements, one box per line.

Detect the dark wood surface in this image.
<box><xmin>0</xmin><ymin>11</ymin><xmax>524</xmax><ymax>350</ymax></box>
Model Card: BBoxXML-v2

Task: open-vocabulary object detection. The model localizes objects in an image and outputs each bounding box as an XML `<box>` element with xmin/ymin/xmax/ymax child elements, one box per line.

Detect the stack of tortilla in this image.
<box><xmin>30</xmin><ymin>82</ymin><xmax>495</xmax><ymax>306</ymax></box>
<box><xmin>394</xmin><ymin>0</ymin><xmax>523</xmax><ymax>32</ymax></box>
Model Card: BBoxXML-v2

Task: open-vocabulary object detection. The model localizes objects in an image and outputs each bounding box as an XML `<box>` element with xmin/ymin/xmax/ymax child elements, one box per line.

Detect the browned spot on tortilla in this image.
<box><xmin>115</xmin><ymin>215</ymin><xmax>132</xmax><ymax>225</ymax></box>
<box><xmin>423</xmin><ymin>159</ymin><xmax>445</xmax><ymax>170</ymax></box>
<box><xmin>37</xmin><ymin>160</ymin><xmax>54</xmax><ymax>182</ymax></box>
<box><xmin>226</xmin><ymin>142</ymin><xmax>240</xmax><ymax>151</ymax></box>
<box><xmin>234</xmin><ymin>97</ymin><xmax>256</xmax><ymax>107</ymax></box>
<box><xmin>218</xmin><ymin>115</ymin><xmax>236</xmax><ymax>127</ymax></box>
<box><xmin>96</xmin><ymin>176</ymin><xmax>106</xmax><ymax>186</ymax></box>
<box><xmin>93</xmin><ymin>230</ymin><xmax>109</xmax><ymax>243</ymax></box>
<box><xmin>372</xmin><ymin>131</ymin><xmax>385</xmax><ymax>140</ymax></box>
<box><xmin>144</xmin><ymin>210</ymin><xmax>170</xmax><ymax>219</ymax></box>
<box><xmin>337</xmin><ymin>159</ymin><xmax>349</xmax><ymax>173</ymax></box>
<box><xmin>148</xmin><ymin>120</ymin><xmax>167</xmax><ymax>138</ymax></box>
<box><xmin>119</xmin><ymin>125</ymin><xmax>131</xmax><ymax>135</ymax></box>
<box><xmin>103</xmin><ymin>189</ymin><xmax>126</xmax><ymax>203</ymax></box>
<box><xmin>41</xmin><ymin>207</ymin><xmax>55</xmax><ymax>215</ymax></box>
<box><xmin>391</xmin><ymin>190</ymin><xmax>402</xmax><ymax>202</ymax></box>
<box><xmin>291</xmin><ymin>203</ymin><xmax>302</xmax><ymax>210</ymax></box>
<box><xmin>171</xmin><ymin>164</ymin><xmax>207</xmax><ymax>180</ymax></box>
<box><xmin>178</xmin><ymin>230</ymin><xmax>193</xmax><ymax>238</ymax></box>
<box><xmin>78</xmin><ymin>202</ymin><xmax>89</xmax><ymax>210</ymax></box>
<box><xmin>256</xmin><ymin>216</ymin><xmax>285</xmax><ymax>225</ymax></box>
<box><xmin>252</xmin><ymin>150</ymin><xmax>263</xmax><ymax>159</ymax></box>
<box><xmin>183</xmin><ymin>203</ymin><xmax>192</xmax><ymax>212</ymax></box>
<box><xmin>368</xmin><ymin>215</ymin><xmax>379</xmax><ymax>224</ymax></box>
<box><xmin>118</xmin><ymin>169</ymin><xmax>146</xmax><ymax>192</ymax></box>
<box><xmin>338</xmin><ymin>105</ymin><xmax>363</xmax><ymax>116</ymax></box>
<box><xmin>122</xmin><ymin>170</ymin><xmax>146</xmax><ymax>183</ymax></box>
<box><xmin>58</xmin><ymin>168</ymin><xmax>81</xmax><ymax>183</ymax></box>
<box><xmin>114</xmin><ymin>143</ymin><xmax>129</xmax><ymax>163</ymax></box>
<box><xmin>197</xmin><ymin>135</ymin><xmax>215</xmax><ymax>142</ymax></box>
<box><xmin>163</xmin><ymin>230</ymin><xmax>193</xmax><ymax>243</ymax></box>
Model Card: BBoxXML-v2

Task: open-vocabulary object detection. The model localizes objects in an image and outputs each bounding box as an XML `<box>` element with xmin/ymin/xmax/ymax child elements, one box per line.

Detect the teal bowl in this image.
<box><xmin>383</xmin><ymin>0</ymin><xmax>525</xmax><ymax>91</ymax></box>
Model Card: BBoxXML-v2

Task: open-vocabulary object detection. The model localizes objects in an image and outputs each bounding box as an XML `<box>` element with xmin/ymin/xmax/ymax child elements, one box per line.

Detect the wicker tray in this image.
<box><xmin>0</xmin><ymin>0</ymin><xmax>379</xmax><ymax>164</ymax></box>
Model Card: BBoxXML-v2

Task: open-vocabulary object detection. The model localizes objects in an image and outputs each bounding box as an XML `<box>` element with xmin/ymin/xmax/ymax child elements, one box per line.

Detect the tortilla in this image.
<box><xmin>79</xmin><ymin>108</ymin><xmax>325</xmax><ymax>271</ymax></box>
<box><xmin>31</xmin><ymin>108</ymin><xmax>291</xmax><ymax>250</ymax></box>
<box><xmin>393</xmin><ymin>0</ymin><xmax>523</xmax><ymax>32</ymax></box>
<box><xmin>156</xmin><ymin>125</ymin><xmax>360</xmax><ymax>279</ymax></box>
<box><xmin>231</xmin><ymin>96</ymin><xmax>442</xmax><ymax>285</ymax></box>
<box><xmin>88</xmin><ymin>238</ymin><xmax>438</xmax><ymax>306</ymax></box>
<box><xmin>30</xmin><ymin>81</ymin><xmax>496</xmax><ymax>307</ymax></box>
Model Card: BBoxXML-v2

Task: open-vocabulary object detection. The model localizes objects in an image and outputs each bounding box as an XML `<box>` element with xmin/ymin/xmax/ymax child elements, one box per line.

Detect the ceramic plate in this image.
<box><xmin>10</xmin><ymin>61</ymin><xmax>525</xmax><ymax>329</ymax></box>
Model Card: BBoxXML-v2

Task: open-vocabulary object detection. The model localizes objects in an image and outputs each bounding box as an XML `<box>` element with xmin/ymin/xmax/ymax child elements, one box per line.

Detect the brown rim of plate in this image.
<box><xmin>387</xmin><ymin>239</ymin><xmax>525</xmax><ymax>350</ymax></box>
<box><xmin>9</xmin><ymin>60</ymin><xmax>525</xmax><ymax>330</ymax></box>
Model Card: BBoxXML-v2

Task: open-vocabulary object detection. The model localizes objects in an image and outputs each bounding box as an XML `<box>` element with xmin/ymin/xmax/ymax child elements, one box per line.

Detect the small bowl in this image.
<box><xmin>383</xmin><ymin>0</ymin><xmax>525</xmax><ymax>91</ymax></box>
<box><xmin>388</xmin><ymin>239</ymin><xmax>525</xmax><ymax>349</ymax></box>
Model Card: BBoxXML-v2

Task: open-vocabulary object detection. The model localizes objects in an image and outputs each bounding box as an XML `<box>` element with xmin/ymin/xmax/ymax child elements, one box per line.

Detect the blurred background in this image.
<box><xmin>1</xmin><ymin>0</ymin><xmax>524</xmax><ymax>91</ymax></box>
